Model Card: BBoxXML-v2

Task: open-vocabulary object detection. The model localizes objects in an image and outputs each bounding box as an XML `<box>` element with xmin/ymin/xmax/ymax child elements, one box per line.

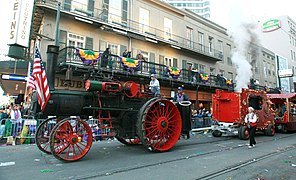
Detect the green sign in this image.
<box><xmin>262</xmin><ymin>19</ymin><xmax>281</xmax><ymax>32</ymax></box>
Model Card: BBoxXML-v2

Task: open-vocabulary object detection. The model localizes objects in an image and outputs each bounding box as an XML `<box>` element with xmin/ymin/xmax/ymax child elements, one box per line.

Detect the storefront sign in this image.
<box><xmin>8</xmin><ymin>0</ymin><xmax>34</xmax><ymax>48</ymax></box>
<box><xmin>262</xmin><ymin>19</ymin><xmax>281</xmax><ymax>32</ymax></box>
<box><xmin>1</xmin><ymin>74</ymin><xmax>27</xmax><ymax>81</ymax></box>
<box><xmin>278</xmin><ymin>69</ymin><xmax>293</xmax><ymax>78</ymax></box>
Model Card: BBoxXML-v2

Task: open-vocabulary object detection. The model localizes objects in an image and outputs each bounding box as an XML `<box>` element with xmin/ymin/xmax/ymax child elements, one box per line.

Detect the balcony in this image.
<box><xmin>57</xmin><ymin>47</ymin><xmax>234</xmax><ymax>91</ymax></box>
<box><xmin>36</xmin><ymin>0</ymin><xmax>223</xmax><ymax>62</ymax></box>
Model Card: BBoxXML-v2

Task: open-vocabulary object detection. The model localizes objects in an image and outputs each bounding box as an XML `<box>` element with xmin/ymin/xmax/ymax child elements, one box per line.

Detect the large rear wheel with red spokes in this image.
<box><xmin>49</xmin><ymin>117</ymin><xmax>92</xmax><ymax>162</ymax></box>
<box><xmin>35</xmin><ymin>117</ymin><xmax>57</xmax><ymax>154</ymax></box>
<box><xmin>137</xmin><ymin>98</ymin><xmax>182</xmax><ymax>152</ymax></box>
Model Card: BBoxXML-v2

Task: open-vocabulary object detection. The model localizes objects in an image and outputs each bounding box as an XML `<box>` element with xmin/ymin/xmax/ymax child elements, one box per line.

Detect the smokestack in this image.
<box><xmin>46</xmin><ymin>45</ymin><xmax>59</xmax><ymax>91</ymax></box>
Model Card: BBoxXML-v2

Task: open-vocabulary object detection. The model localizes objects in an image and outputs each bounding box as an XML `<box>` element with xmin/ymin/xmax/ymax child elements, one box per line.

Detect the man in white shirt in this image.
<box><xmin>149</xmin><ymin>74</ymin><xmax>160</xmax><ymax>97</ymax></box>
<box><xmin>244</xmin><ymin>106</ymin><xmax>257</xmax><ymax>148</ymax></box>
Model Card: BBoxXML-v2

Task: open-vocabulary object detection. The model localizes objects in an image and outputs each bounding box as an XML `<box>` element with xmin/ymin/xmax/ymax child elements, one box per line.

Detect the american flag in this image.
<box><xmin>30</xmin><ymin>46</ymin><xmax>50</xmax><ymax>111</ymax></box>
<box><xmin>27</xmin><ymin>62</ymin><xmax>35</xmax><ymax>90</ymax></box>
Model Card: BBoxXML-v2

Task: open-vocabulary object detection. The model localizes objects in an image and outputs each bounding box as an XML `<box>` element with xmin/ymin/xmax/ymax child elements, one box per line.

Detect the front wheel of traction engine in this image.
<box><xmin>49</xmin><ymin>117</ymin><xmax>93</xmax><ymax>162</ymax></box>
<box><xmin>137</xmin><ymin>98</ymin><xmax>182</xmax><ymax>152</ymax></box>
<box><xmin>238</xmin><ymin>126</ymin><xmax>249</xmax><ymax>140</ymax></box>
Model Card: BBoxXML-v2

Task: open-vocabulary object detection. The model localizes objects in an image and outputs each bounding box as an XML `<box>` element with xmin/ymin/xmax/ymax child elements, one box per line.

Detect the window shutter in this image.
<box><xmin>59</xmin><ymin>30</ymin><xmax>67</xmax><ymax>49</ymax></box>
<box><xmin>87</xmin><ymin>0</ymin><xmax>95</xmax><ymax>16</ymax></box>
<box><xmin>122</xmin><ymin>0</ymin><xmax>128</xmax><ymax>25</ymax></box>
<box><xmin>194</xmin><ymin>63</ymin><xmax>199</xmax><ymax>70</ymax></box>
<box><xmin>102</xmin><ymin>0</ymin><xmax>109</xmax><ymax>21</ymax></box>
<box><xmin>120</xmin><ymin>45</ymin><xmax>127</xmax><ymax>56</ymax></box>
<box><xmin>85</xmin><ymin>37</ymin><xmax>93</xmax><ymax>50</ymax></box>
<box><xmin>173</xmin><ymin>58</ymin><xmax>177</xmax><ymax>67</ymax></box>
<box><xmin>159</xmin><ymin>55</ymin><xmax>164</xmax><ymax>65</ymax></box>
<box><xmin>63</xmin><ymin>0</ymin><xmax>72</xmax><ymax>11</ymax></box>
<box><xmin>150</xmin><ymin>53</ymin><xmax>155</xmax><ymax>63</ymax></box>
<box><xmin>99</xmin><ymin>40</ymin><xmax>107</xmax><ymax>51</ymax></box>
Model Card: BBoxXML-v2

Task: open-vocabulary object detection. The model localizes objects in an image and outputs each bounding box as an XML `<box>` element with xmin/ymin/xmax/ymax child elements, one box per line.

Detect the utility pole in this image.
<box><xmin>55</xmin><ymin>0</ymin><xmax>61</xmax><ymax>46</ymax></box>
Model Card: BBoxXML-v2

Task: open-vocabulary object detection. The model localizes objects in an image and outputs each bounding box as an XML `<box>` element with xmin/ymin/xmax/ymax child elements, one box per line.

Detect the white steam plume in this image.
<box><xmin>230</xmin><ymin>21</ymin><xmax>261</xmax><ymax>92</ymax></box>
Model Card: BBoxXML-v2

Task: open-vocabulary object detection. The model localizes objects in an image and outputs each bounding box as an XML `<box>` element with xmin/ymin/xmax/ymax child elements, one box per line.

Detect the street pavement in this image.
<box><xmin>0</xmin><ymin>132</ymin><xmax>296</xmax><ymax>180</ymax></box>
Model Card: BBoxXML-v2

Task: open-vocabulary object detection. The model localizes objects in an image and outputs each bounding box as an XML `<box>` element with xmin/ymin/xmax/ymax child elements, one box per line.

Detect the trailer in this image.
<box><xmin>208</xmin><ymin>89</ymin><xmax>275</xmax><ymax>139</ymax></box>
<box><xmin>267</xmin><ymin>93</ymin><xmax>296</xmax><ymax>132</ymax></box>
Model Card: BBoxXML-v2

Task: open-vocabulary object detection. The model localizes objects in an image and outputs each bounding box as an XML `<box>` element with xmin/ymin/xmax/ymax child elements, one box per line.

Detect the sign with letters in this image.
<box><xmin>8</xmin><ymin>0</ymin><xmax>34</xmax><ymax>48</ymax></box>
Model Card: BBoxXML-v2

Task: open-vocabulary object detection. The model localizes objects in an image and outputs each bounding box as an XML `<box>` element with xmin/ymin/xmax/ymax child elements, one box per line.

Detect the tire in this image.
<box><xmin>266</xmin><ymin>124</ymin><xmax>275</xmax><ymax>136</ymax></box>
<box><xmin>137</xmin><ymin>98</ymin><xmax>182</xmax><ymax>152</ymax></box>
<box><xmin>238</xmin><ymin>126</ymin><xmax>249</xmax><ymax>140</ymax></box>
<box><xmin>35</xmin><ymin>117</ymin><xmax>57</xmax><ymax>154</ymax></box>
<box><xmin>212</xmin><ymin>130</ymin><xmax>222</xmax><ymax>137</ymax></box>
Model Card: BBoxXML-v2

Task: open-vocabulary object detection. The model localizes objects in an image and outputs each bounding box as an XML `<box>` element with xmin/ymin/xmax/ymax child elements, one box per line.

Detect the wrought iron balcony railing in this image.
<box><xmin>58</xmin><ymin>46</ymin><xmax>234</xmax><ymax>90</ymax></box>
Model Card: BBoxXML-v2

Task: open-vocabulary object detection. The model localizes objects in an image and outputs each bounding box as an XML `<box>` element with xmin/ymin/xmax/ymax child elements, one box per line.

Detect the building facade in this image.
<box><xmin>162</xmin><ymin>0</ymin><xmax>210</xmax><ymax>19</ymax></box>
<box><xmin>259</xmin><ymin>16</ymin><xmax>296</xmax><ymax>92</ymax></box>
<box><xmin>1</xmin><ymin>0</ymin><xmax>279</xmax><ymax>107</ymax></box>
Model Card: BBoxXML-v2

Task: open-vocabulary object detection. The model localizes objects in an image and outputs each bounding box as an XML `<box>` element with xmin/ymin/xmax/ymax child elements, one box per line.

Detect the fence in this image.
<box><xmin>0</xmin><ymin>118</ymin><xmax>38</xmax><ymax>145</ymax></box>
<box><xmin>192</xmin><ymin>116</ymin><xmax>213</xmax><ymax>128</ymax></box>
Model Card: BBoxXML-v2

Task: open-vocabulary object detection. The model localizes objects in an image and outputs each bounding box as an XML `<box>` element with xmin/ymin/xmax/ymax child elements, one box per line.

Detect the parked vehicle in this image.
<box><xmin>267</xmin><ymin>93</ymin><xmax>296</xmax><ymax>133</ymax></box>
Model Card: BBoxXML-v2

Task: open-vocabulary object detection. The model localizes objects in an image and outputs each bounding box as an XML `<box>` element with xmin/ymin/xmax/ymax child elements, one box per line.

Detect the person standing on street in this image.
<box><xmin>244</xmin><ymin>107</ymin><xmax>257</xmax><ymax>148</ymax></box>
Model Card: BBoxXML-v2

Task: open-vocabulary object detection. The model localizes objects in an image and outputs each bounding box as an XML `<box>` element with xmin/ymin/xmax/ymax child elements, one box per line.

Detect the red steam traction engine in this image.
<box><xmin>35</xmin><ymin>78</ymin><xmax>192</xmax><ymax>162</ymax></box>
<box><xmin>211</xmin><ymin>88</ymin><xmax>275</xmax><ymax>139</ymax></box>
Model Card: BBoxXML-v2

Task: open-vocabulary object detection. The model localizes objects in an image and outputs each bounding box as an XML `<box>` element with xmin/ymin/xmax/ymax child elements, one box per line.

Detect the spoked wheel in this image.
<box><xmin>50</xmin><ymin>117</ymin><xmax>92</xmax><ymax>162</ymax></box>
<box><xmin>35</xmin><ymin>117</ymin><xmax>57</xmax><ymax>154</ymax></box>
<box><xmin>137</xmin><ymin>98</ymin><xmax>182</xmax><ymax>152</ymax></box>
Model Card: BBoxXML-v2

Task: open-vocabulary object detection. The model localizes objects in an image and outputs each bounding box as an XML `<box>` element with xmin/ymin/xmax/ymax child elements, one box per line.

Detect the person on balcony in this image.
<box><xmin>101</xmin><ymin>48</ymin><xmax>111</xmax><ymax>68</ymax></box>
<box><xmin>149</xmin><ymin>74</ymin><xmax>160</xmax><ymax>97</ymax></box>
<box><xmin>122</xmin><ymin>49</ymin><xmax>131</xmax><ymax>58</ymax></box>
<box><xmin>136</xmin><ymin>50</ymin><xmax>145</xmax><ymax>61</ymax></box>
<box><xmin>173</xmin><ymin>87</ymin><xmax>189</xmax><ymax>103</ymax></box>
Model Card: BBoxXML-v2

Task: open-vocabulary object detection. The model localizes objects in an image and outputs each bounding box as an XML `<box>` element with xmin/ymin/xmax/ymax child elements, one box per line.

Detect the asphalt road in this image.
<box><xmin>0</xmin><ymin>132</ymin><xmax>296</xmax><ymax>180</ymax></box>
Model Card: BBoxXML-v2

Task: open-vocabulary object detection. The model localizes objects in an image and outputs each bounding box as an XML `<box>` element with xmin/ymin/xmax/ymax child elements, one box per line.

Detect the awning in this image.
<box><xmin>267</xmin><ymin>93</ymin><xmax>296</xmax><ymax>100</ymax></box>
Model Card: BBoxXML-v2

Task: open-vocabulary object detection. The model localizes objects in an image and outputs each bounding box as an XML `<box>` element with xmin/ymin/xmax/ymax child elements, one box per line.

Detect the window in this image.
<box><xmin>228</xmin><ymin>72</ymin><xmax>233</xmax><ymax>80</ymax></box>
<box><xmin>71</xmin><ymin>0</ymin><xmax>88</xmax><ymax>15</ymax></box>
<box><xmin>109</xmin><ymin>0</ymin><xmax>122</xmax><ymax>23</ymax></box>
<box><xmin>210</xmin><ymin>67</ymin><xmax>215</xmax><ymax>75</ymax></box>
<box><xmin>139</xmin><ymin>8</ymin><xmax>149</xmax><ymax>33</ymax></box>
<box><xmin>198</xmin><ymin>32</ymin><xmax>204</xmax><ymax>51</ymax></box>
<box><xmin>164</xmin><ymin>17</ymin><xmax>172</xmax><ymax>39</ymax></box>
<box><xmin>263</xmin><ymin>60</ymin><xmax>267</xmax><ymax>78</ymax></box>
<box><xmin>173</xmin><ymin>58</ymin><xmax>178</xmax><ymax>67</ymax></box>
<box><xmin>255</xmin><ymin>61</ymin><xmax>259</xmax><ymax>74</ymax></box>
<box><xmin>217</xmin><ymin>40</ymin><xmax>223</xmax><ymax>52</ymax></box>
<box><xmin>209</xmin><ymin>36</ymin><xmax>214</xmax><ymax>53</ymax></box>
<box><xmin>219</xmin><ymin>70</ymin><xmax>224</xmax><ymax>76</ymax></box>
<box><xmin>199</xmin><ymin>64</ymin><xmax>206</xmax><ymax>73</ymax></box>
<box><xmin>227</xmin><ymin>57</ymin><xmax>232</xmax><ymax>66</ymax></box>
<box><xmin>186</xmin><ymin>27</ymin><xmax>193</xmax><ymax>48</ymax></box>
<box><xmin>164</xmin><ymin>57</ymin><xmax>172</xmax><ymax>67</ymax></box>
<box><xmin>108</xmin><ymin>43</ymin><xmax>119</xmax><ymax>55</ymax></box>
<box><xmin>68</xmin><ymin>33</ymin><xmax>85</xmax><ymax>48</ymax></box>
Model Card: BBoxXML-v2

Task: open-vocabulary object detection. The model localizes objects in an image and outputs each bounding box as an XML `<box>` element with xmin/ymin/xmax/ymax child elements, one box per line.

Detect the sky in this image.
<box><xmin>210</xmin><ymin>0</ymin><xmax>296</xmax><ymax>30</ymax></box>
